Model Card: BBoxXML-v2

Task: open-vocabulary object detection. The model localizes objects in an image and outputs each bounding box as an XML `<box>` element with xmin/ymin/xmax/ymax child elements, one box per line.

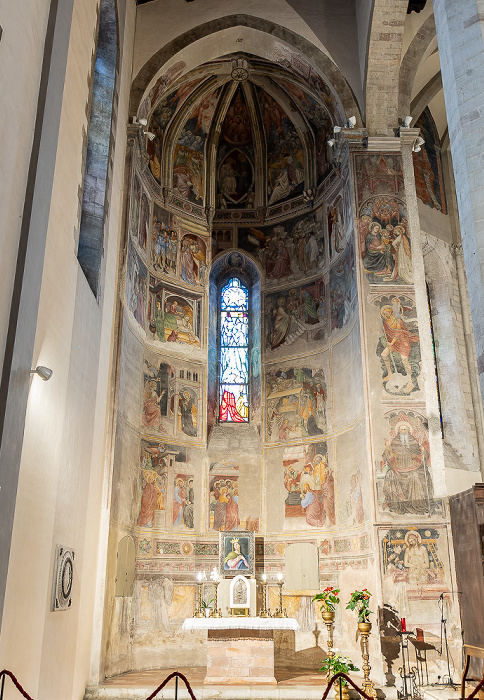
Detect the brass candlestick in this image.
<box><xmin>358</xmin><ymin>621</ymin><xmax>377</xmax><ymax>698</ymax></box>
<box><xmin>273</xmin><ymin>579</ymin><xmax>287</xmax><ymax>618</ymax></box>
<box><xmin>259</xmin><ymin>578</ymin><xmax>270</xmax><ymax>617</ymax></box>
<box><xmin>321</xmin><ymin>610</ymin><xmax>336</xmax><ymax>660</ymax></box>
<box><xmin>194</xmin><ymin>578</ymin><xmax>205</xmax><ymax>618</ymax></box>
<box><xmin>209</xmin><ymin>580</ymin><xmax>222</xmax><ymax>617</ymax></box>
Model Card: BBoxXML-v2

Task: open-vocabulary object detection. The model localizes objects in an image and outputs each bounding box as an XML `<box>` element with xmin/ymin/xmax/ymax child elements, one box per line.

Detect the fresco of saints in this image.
<box><xmin>138</xmin><ymin>470</ymin><xmax>162</xmax><ymax>527</ymax></box>
<box><xmin>142</xmin><ymin>380</ymin><xmax>165</xmax><ymax>431</ymax></box>
<box><xmin>403</xmin><ymin>531</ymin><xmax>429</xmax><ymax>585</ymax></box>
<box><xmin>173</xmin><ymin>477</ymin><xmax>186</xmax><ymax>526</ymax></box>
<box><xmin>179</xmin><ymin>390</ymin><xmax>197</xmax><ymax>437</ymax></box>
<box><xmin>381</xmin><ymin>418</ymin><xmax>434</xmax><ymax>515</ymax></box>
<box><xmin>379</xmin><ymin>304</ymin><xmax>419</xmax><ymax>394</ymax></box>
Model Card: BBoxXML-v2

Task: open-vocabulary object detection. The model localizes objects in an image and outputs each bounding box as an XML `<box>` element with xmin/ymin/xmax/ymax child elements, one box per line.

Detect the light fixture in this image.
<box><xmin>333</xmin><ymin>125</ymin><xmax>342</xmax><ymax>134</ymax></box>
<box><xmin>30</xmin><ymin>366</ymin><xmax>53</xmax><ymax>381</ymax></box>
<box><xmin>412</xmin><ymin>136</ymin><xmax>425</xmax><ymax>152</ymax></box>
<box><xmin>403</xmin><ymin>115</ymin><xmax>413</xmax><ymax>128</ymax></box>
<box><xmin>144</xmin><ymin>131</ymin><xmax>156</xmax><ymax>141</ymax></box>
<box><xmin>347</xmin><ymin>116</ymin><xmax>356</xmax><ymax>128</ymax></box>
<box><xmin>138</xmin><ymin>118</ymin><xmax>148</xmax><ymax>126</ymax></box>
<box><xmin>327</xmin><ymin>138</ymin><xmax>336</xmax><ymax>148</ymax></box>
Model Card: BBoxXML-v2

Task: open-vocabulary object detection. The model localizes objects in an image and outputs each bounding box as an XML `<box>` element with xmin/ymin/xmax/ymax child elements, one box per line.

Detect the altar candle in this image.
<box><xmin>197</xmin><ymin>571</ymin><xmax>203</xmax><ymax>582</ymax></box>
<box><xmin>262</xmin><ymin>573</ymin><xmax>267</xmax><ymax>582</ymax></box>
<box><xmin>401</xmin><ymin>617</ymin><xmax>406</xmax><ymax>633</ymax></box>
<box><xmin>277</xmin><ymin>572</ymin><xmax>283</xmax><ymax>581</ymax></box>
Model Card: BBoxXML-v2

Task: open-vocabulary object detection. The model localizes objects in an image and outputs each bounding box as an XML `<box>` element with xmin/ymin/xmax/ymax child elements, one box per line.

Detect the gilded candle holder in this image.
<box><xmin>358</xmin><ymin>621</ymin><xmax>377</xmax><ymax>698</ymax></box>
<box><xmin>321</xmin><ymin>610</ymin><xmax>336</xmax><ymax>660</ymax></box>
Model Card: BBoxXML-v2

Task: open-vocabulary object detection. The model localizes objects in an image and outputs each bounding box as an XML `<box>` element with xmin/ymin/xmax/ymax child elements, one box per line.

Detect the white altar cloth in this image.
<box><xmin>182</xmin><ymin>617</ymin><xmax>299</xmax><ymax>631</ymax></box>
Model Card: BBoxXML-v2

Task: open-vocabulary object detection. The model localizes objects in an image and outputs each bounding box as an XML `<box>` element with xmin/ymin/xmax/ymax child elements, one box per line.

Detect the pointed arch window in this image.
<box><xmin>219</xmin><ymin>277</ymin><xmax>249</xmax><ymax>422</ymax></box>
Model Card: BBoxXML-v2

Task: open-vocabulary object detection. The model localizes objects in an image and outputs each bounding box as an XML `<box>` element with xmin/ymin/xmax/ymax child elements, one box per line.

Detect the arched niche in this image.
<box><xmin>114</xmin><ymin>535</ymin><xmax>136</xmax><ymax>597</ymax></box>
<box><xmin>284</xmin><ymin>542</ymin><xmax>319</xmax><ymax>591</ymax></box>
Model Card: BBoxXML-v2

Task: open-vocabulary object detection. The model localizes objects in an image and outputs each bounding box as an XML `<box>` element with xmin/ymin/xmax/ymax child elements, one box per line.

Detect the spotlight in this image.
<box><xmin>138</xmin><ymin>118</ymin><xmax>148</xmax><ymax>126</ymax></box>
<box><xmin>412</xmin><ymin>136</ymin><xmax>425</xmax><ymax>152</ymax></box>
<box><xmin>347</xmin><ymin>116</ymin><xmax>356</xmax><ymax>128</ymax></box>
<box><xmin>403</xmin><ymin>116</ymin><xmax>413</xmax><ymax>128</ymax></box>
<box><xmin>30</xmin><ymin>366</ymin><xmax>53</xmax><ymax>381</ymax></box>
<box><xmin>144</xmin><ymin>131</ymin><xmax>156</xmax><ymax>141</ymax></box>
<box><xmin>327</xmin><ymin>139</ymin><xmax>336</xmax><ymax>148</ymax></box>
<box><xmin>333</xmin><ymin>126</ymin><xmax>342</xmax><ymax>134</ymax></box>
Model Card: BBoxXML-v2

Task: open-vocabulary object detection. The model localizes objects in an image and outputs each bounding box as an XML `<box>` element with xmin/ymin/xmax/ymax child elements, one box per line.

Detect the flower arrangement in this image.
<box><xmin>346</xmin><ymin>588</ymin><xmax>372</xmax><ymax>623</ymax></box>
<box><xmin>312</xmin><ymin>586</ymin><xmax>340</xmax><ymax>613</ymax></box>
<box><xmin>320</xmin><ymin>650</ymin><xmax>359</xmax><ymax>685</ymax></box>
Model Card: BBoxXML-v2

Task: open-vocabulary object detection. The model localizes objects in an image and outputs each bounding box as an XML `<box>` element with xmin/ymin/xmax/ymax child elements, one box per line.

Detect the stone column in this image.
<box><xmin>433</xmin><ymin>0</ymin><xmax>484</xmax><ymax>402</ymax></box>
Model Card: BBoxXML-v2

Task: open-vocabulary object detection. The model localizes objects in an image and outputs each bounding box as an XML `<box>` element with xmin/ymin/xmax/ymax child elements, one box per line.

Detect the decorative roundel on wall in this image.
<box><xmin>181</xmin><ymin>541</ymin><xmax>193</xmax><ymax>555</ymax></box>
<box><xmin>227</xmin><ymin>252</ymin><xmax>243</xmax><ymax>268</ymax></box>
<box><xmin>52</xmin><ymin>545</ymin><xmax>74</xmax><ymax>611</ymax></box>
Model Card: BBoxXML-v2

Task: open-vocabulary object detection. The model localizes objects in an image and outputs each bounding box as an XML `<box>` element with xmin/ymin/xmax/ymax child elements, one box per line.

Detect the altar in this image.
<box><xmin>182</xmin><ymin>617</ymin><xmax>300</xmax><ymax>685</ymax></box>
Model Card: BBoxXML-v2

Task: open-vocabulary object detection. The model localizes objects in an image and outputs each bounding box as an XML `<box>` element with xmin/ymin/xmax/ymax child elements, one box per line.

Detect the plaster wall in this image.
<box><xmin>0</xmin><ymin>1</ymin><xmax>136</xmax><ymax>699</ymax></box>
<box><xmin>0</xmin><ymin>0</ymin><xmax>51</xmax><ymax>375</ymax></box>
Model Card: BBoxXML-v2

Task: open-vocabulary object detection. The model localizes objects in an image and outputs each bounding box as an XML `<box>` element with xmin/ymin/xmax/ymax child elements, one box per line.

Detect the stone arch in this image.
<box><xmin>398</xmin><ymin>14</ymin><xmax>437</xmax><ymax>117</ymax></box>
<box><xmin>365</xmin><ymin>0</ymin><xmax>408</xmax><ymax>135</ymax></box>
<box><xmin>129</xmin><ymin>15</ymin><xmax>361</xmax><ymax>124</ymax></box>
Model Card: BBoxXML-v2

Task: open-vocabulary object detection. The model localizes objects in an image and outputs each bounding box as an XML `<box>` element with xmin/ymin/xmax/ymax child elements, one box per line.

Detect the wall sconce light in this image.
<box><xmin>403</xmin><ymin>116</ymin><xmax>413</xmax><ymax>128</ymax></box>
<box><xmin>327</xmin><ymin>138</ymin><xmax>336</xmax><ymax>148</ymax></box>
<box><xmin>412</xmin><ymin>136</ymin><xmax>425</xmax><ymax>152</ymax></box>
<box><xmin>30</xmin><ymin>366</ymin><xmax>53</xmax><ymax>381</ymax></box>
<box><xmin>347</xmin><ymin>116</ymin><xmax>356</xmax><ymax>128</ymax></box>
<box><xmin>144</xmin><ymin>131</ymin><xmax>156</xmax><ymax>141</ymax></box>
<box><xmin>333</xmin><ymin>126</ymin><xmax>342</xmax><ymax>134</ymax></box>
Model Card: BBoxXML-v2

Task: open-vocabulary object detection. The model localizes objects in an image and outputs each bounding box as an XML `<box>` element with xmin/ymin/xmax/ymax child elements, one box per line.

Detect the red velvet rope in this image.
<box><xmin>145</xmin><ymin>671</ymin><xmax>198</xmax><ymax>700</ymax></box>
<box><xmin>0</xmin><ymin>670</ymin><xmax>35</xmax><ymax>700</ymax></box>
<box><xmin>320</xmin><ymin>673</ymin><xmax>374</xmax><ymax>700</ymax></box>
<box><xmin>465</xmin><ymin>677</ymin><xmax>484</xmax><ymax>700</ymax></box>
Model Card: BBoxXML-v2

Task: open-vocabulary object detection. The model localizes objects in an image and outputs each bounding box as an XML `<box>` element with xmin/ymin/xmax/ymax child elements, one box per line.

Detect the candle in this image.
<box><xmin>401</xmin><ymin>617</ymin><xmax>406</xmax><ymax>633</ymax></box>
<box><xmin>197</xmin><ymin>571</ymin><xmax>203</xmax><ymax>582</ymax></box>
<box><xmin>210</xmin><ymin>567</ymin><xmax>219</xmax><ymax>581</ymax></box>
<box><xmin>277</xmin><ymin>572</ymin><xmax>283</xmax><ymax>581</ymax></box>
<box><xmin>262</xmin><ymin>573</ymin><xmax>267</xmax><ymax>582</ymax></box>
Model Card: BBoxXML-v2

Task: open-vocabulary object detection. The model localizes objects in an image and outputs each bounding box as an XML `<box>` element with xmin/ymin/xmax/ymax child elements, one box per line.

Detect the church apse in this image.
<box><xmin>103</xmin><ymin>52</ymin><xmax>454</xmax><ymax>681</ymax></box>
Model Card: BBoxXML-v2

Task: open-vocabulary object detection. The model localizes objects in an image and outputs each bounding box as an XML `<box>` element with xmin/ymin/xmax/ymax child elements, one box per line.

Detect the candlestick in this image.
<box><xmin>273</xmin><ymin>575</ymin><xmax>287</xmax><ymax>618</ymax></box>
<box><xmin>194</xmin><ymin>572</ymin><xmax>205</xmax><ymax>617</ymax></box>
<box><xmin>209</xmin><ymin>579</ymin><xmax>222</xmax><ymax>617</ymax></box>
<box><xmin>401</xmin><ymin>617</ymin><xmax>406</xmax><ymax>633</ymax></box>
<box><xmin>259</xmin><ymin>573</ymin><xmax>270</xmax><ymax>617</ymax></box>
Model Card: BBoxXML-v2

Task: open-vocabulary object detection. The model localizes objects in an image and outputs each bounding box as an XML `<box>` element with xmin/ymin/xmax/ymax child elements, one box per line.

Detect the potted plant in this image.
<box><xmin>201</xmin><ymin>596</ymin><xmax>214</xmax><ymax>617</ymax></box>
<box><xmin>313</xmin><ymin>586</ymin><xmax>340</xmax><ymax>623</ymax></box>
<box><xmin>346</xmin><ymin>588</ymin><xmax>372</xmax><ymax>632</ymax></box>
<box><xmin>320</xmin><ymin>650</ymin><xmax>359</xmax><ymax>700</ymax></box>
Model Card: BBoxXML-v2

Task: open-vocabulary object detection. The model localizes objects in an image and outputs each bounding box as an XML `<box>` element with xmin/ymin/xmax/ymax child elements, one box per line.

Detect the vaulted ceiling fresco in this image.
<box><xmin>141</xmin><ymin>54</ymin><xmax>340</xmax><ymax>214</ymax></box>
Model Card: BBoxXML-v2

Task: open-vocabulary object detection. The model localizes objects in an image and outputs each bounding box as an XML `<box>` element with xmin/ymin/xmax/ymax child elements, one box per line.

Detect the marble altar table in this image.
<box><xmin>182</xmin><ymin>617</ymin><xmax>299</xmax><ymax>685</ymax></box>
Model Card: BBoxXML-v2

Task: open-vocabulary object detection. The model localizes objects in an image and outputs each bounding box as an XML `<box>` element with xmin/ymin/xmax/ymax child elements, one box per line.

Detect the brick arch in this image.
<box><xmin>129</xmin><ymin>14</ymin><xmax>361</xmax><ymax>123</ymax></box>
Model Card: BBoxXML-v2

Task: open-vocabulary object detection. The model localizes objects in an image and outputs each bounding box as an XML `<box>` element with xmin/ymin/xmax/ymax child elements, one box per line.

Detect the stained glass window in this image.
<box><xmin>219</xmin><ymin>277</ymin><xmax>249</xmax><ymax>422</ymax></box>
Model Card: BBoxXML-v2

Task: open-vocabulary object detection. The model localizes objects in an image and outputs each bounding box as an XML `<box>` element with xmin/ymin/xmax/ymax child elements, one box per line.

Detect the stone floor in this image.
<box><xmin>84</xmin><ymin>668</ymin><xmax>467</xmax><ymax>700</ymax></box>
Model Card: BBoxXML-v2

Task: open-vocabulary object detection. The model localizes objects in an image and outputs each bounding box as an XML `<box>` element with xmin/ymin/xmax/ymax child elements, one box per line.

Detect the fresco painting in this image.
<box><xmin>150</xmin><ymin>288</ymin><xmax>201</xmax><ymax>347</ymax></box>
<box><xmin>151</xmin><ymin>203</ymin><xmax>178</xmax><ymax>277</ymax></box>
<box><xmin>372</xmin><ymin>294</ymin><xmax>421</xmax><ymax>396</ymax></box>
<box><xmin>266</xmin><ymin>366</ymin><xmax>327</xmax><ymax>442</ymax></box>
<box><xmin>147</xmin><ymin>78</ymin><xmax>203</xmax><ymax>182</ymax></box>
<box><xmin>282</xmin><ymin>441</ymin><xmax>335</xmax><ymax>528</ymax></box>
<box><xmin>209</xmin><ymin>461</ymin><xmax>240</xmax><ymax>531</ymax></box>
<box><xmin>132</xmin><ymin>173</ymin><xmax>142</xmax><ymax>239</ymax></box>
<box><xmin>126</xmin><ymin>240</ymin><xmax>148</xmax><ymax>329</ymax></box>
<box><xmin>172</xmin><ymin>88</ymin><xmax>221</xmax><ymax>204</ymax></box>
<box><xmin>217</xmin><ymin>149</ymin><xmax>254</xmax><ymax>208</ymax></box>
<box><xmin>378</xmin><ymin>411</ymin><xmax>440</xmax><ymax>517</ymax></box>
<box><xmin>329</xmin><ymin>243</ymin><xmax>356</xmax><ymax>331</ymax></box>
<box><xmin>381</xmin><ymin>527</ymin><xmax>448</xmax><ymax>617</ymax></box>
<box><xmin>279</xmin><ymin>79</ymin><xmax>332</xmax><ymax>181</ymax></box>
<box><xmin>264</xmin><ymin>279</ymin><xmax>326</xmax><ymax>354</ymax></box>
<box><xmin>173</xmin><ymin>473</ymin><xmax>194</xmax><ymax>529</ymax></box>
<box><xmin>413</xmin><ymin>108</ymin><xmax>447</xmax><ymax>214</ymax></box>
<box><xmin>142</xmin><ymin>356</ymin><xmax>202</xmax><ymax>439</ymax></box>
<box><xmin>327</xmin><ymin>195</ymin><xmax>345</xmax><ymax>257</ymax></box>
<box><xmin>180</xmin><ymin>234</ymin><xmax>207</xmax><ymax>286</ymax></box>
<box><xmin>355</xmin><ymin>154</ymin><xmax>405</xmax><ymax>206</ymax></box>
<box><xmin>238</xmin><ymin>209</ymin><xmax>324</xmax><ymax>286</ymax></box>
<box><xmin>138</xmin><ymin>190</ymin><xmax>150</xmax><ymax>251</ymax></box>
<box><xmin>137</xmin><ymin>439</ymin><xmax>169</xmax><ymax>528</ymax></box>
<box><xmin>258</xmin><ymin>87</ymin><xmax>305</xmax><ymax>204</ymax></box>
<box><xmin>358</xmin><ymin>196</ymin><xmax>413</xmax><ymax>285</ymax></box>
